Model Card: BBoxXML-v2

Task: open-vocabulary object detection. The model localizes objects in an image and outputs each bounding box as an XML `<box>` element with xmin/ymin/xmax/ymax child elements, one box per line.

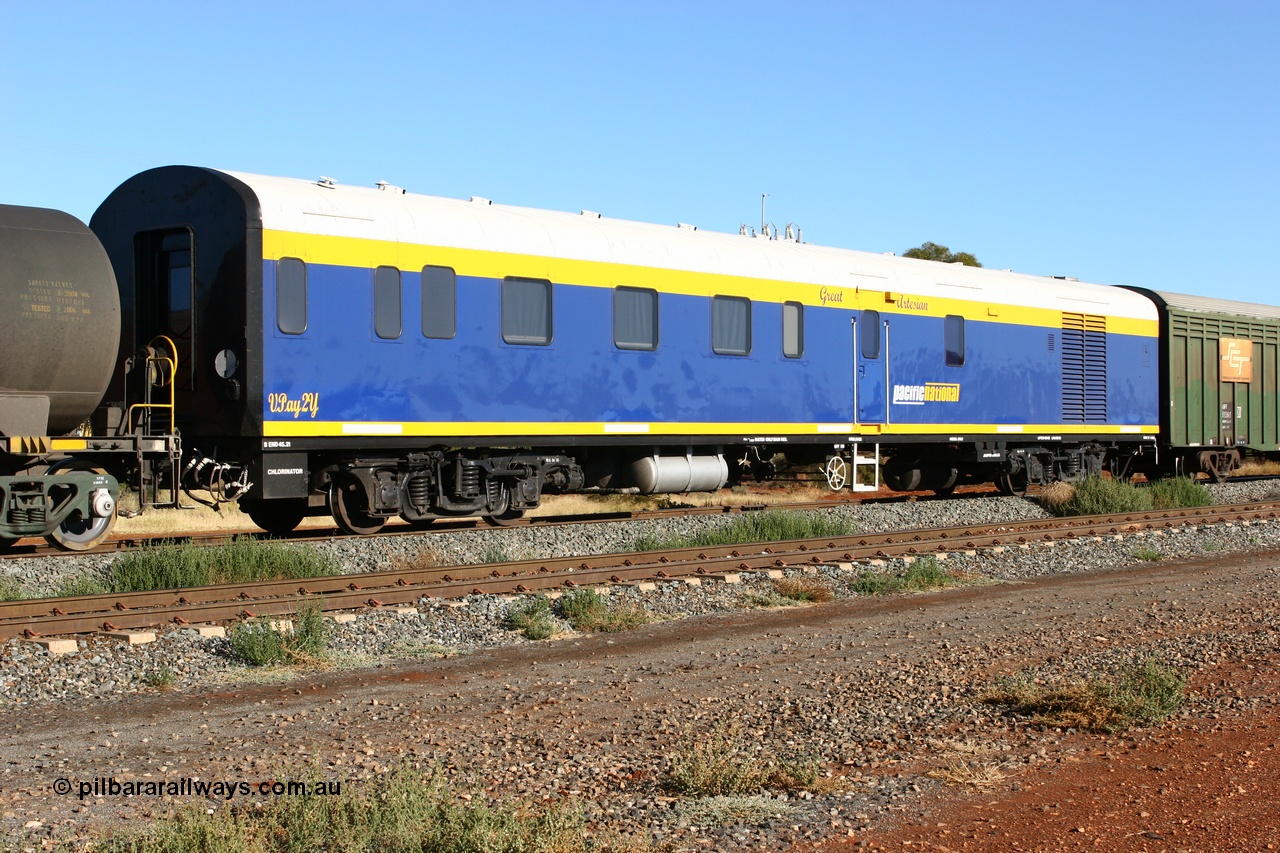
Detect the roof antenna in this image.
<box><xmin>761</xmin><ymin>193</ymin><xmax>769</xmax><ymax>233</ymax></box>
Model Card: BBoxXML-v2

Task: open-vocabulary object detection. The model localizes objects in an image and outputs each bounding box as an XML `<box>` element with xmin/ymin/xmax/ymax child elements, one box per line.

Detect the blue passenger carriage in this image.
<box><xmin>90</xmin><ymin>167</ymin><xmax>1160</xmax><ymax>533</ymax></box>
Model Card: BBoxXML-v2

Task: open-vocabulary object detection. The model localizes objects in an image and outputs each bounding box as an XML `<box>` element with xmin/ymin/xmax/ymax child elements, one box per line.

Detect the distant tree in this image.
<box><xmin>902</xmin><ymin>242</ymin><xmax>982</xmax><ymax>267</ymax></box>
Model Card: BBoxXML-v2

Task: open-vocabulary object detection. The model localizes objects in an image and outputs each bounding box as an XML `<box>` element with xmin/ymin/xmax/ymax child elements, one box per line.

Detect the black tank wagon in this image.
<box><xmin>0</xmin><ymin>204</ymin><xmax>183</xmax><ymax>550</ymax></box>
<box><xmin>0</xmin><ymin>205</ymin><xmax>123</xmax><ymax>548</ymax></box>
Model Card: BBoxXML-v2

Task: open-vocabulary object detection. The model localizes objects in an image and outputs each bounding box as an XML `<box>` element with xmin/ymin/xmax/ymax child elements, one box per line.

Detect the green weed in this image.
<box><xmin>228</xmin><ymin>601</ymin><xmax>329</xmax><ymax>667</ymax></box>
<box><xmin>482</xmin><ymin>544</ymin><xmax>514</xmax><ymax>564</ymax></box>
<box><xmin>558</xmin><ymin>588</ymin><xmax>650</xmax><ymax>633</ymax></box>
<box><xmin>109</xmin><ymin>537</ymin><xmax>338</xmax><ymax>592</ymax></box>
<box><xmin>142</xmin><ymin>669</ymin><xmax>176</xmax><ymax>690</ymax></box>
<box><xmin>0</xmin><ymin>576</ymin><xmax>25</xmax><ymax>601</ymax></box>
<box><xmin>103</xmin><ymin>763</ymin><xmax>596</xmax><ymax>853</ymax></box>
<box><xmin>1147</xmin><ymin>477</ymin><xmax>1213</xmax><ymax>509</ymax></box>
<box><xmin>850</xmin><ymin>556</ymin><xmax>960</xmax><ymax>595</ymax></box>
<box><xmin>983</xmin><ymin>657</ymin><xmax>1186</xmax><ymax>732</ymax></box>
<box><xmin>633</xmin><ymin>510</ymin><xmax>857</xmax><ymax>551</ymax></box>
<box><xmin>1045</xmin><ymin>476</ymin><xmax>1152</xmax><ymax>516</ymax></box>
<box><xmin>1044</xmin><ymin>475</ymin><xmax>1213</xmax><ymax>517</ymax></box>
<box><xmin>56</xmin><ymin>574</ymin><xmax>108</xmax><ymax>597</ymax></box>
<box><xmin>506</xmin><ymin>596</ymin><xmax>555</xmax><ymax>640</ymax></box>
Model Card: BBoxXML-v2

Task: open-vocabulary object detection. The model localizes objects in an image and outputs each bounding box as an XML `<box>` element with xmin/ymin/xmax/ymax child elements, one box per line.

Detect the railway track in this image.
<box><xmin>4</xmin><ymin>501</ymin><xmax>1278</xmax><ymax>641</ymax></box>
<box><xmin>0</xmin><ymin>490</ymin><xmax>988</xmax><ymax>560</ymax></box>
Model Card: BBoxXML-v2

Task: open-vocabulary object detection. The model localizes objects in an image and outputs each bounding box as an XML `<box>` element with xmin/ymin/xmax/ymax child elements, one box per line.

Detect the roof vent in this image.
<box><xmin>470</xmin><ymin>196</ymin><xmax>492</xmax><ymax>205</ymax></box>
<box><xmin>376</xmin><ymin>181</ymin><xmax>405</xmax><ymax>194</ymax></box>
<box><xmin>581</xmin><ymin>210</ymin><xmax>601</xmax><ymax>219</ymax></box>
<box><xmin>1053</xmin><ymin>275</ymin><xmax>1081</xmax><ymax>281</ymax></box>
<box><xmin>677</xmin><ymin>222</ymin><xmax>698</xmax><ymax>231</ymax></box>
<box><xmin>317</xmin><ymin>176</ymin><xmax>337</xmax><ymax>189</ymax></box>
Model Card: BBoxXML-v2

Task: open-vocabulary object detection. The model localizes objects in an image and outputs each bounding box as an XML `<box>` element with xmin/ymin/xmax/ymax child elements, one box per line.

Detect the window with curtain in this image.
<box><xmin>374</xmin><ymin>266</ymin><xmax>402</xmax><ymax>340</ymax></box>
<box><xmin>421</xmin><ymin>265</ymin><xmax>456</xmax><ymax>339</ymax></box>
<box><xmin>276</xmin><ymin>257</ymin><xmax>307</xmax><ymax>335</ymax></box>
<box><xmin>783</xmin><ymin>301</ymin><xmax>803</xmax><ymax>358</ymax></box>
<box><xmin>712</xmin><ymin>296</ymin><xmax>751</xmax><ymax>355</ymax></box>
<box><xmin>614</xmin><ymin>286</ymin><xmax>658</xmax><ymax>350</ymax></box>
<box><xmin>502</xmin><ymin>277</ymin><xmax>553</xmax><ymax>345</ymax></box>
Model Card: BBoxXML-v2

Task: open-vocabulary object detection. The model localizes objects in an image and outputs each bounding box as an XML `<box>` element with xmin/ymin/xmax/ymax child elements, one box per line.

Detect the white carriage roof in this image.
<box><xmin>225</xmin><ymin>169</ymin><xmax>1157</xmax><ymax>321</ymax></box>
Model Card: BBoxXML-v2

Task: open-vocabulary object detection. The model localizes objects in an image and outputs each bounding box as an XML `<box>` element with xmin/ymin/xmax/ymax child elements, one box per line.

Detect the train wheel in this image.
<box><xmin>824</xmin><ymin>456</ymin><xmax>849</xmax><ymax>491</ymax></box>
<box><xmin>241</xmin><ymin>498</ymin><xmax>306</xmax><ymax>535</ymax></box>
<box><xmin>482</xmin><ymin>486</ymin><xmax>524</xmax><ymax>527</ymax></box>
<box><xmin>330</xmin><ymin>479</ymin><xmax>385</xmax><ymax>536</ymax></box>
<box><xmin>481</xmin><ymin>504</ymin><xmax>522</xmax><ymax>525</ymax></box>
<box><xmin>995</xmin><ymin>472</ymin><xmax>1029</xmax><ymax>497</ymax></box>
<box><xmin>45</xmin><ymin>461</ymin><xmax>118</xmax><ymax>552</ymax></box>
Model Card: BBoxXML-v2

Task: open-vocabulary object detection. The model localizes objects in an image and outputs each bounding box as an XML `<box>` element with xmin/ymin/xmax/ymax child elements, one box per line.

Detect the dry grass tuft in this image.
<box><xmin>771</xmin><ymin>576</ymin><xmax>835</xmax><ymax>603</ymax></box>
<box><xmin>924</xmin><ymin>738</ymin><xmax>1013</xmax><ymax>788</ymax></box>
<box><xmin>1036</xmin><ymin>481</ymin><xmax>1076</xmax><ymax>513</ymax></box>
<box><xmin>390</xmin><ymin>546</ymin><xmax>443</xmax><ymax>570</ymax></box>
<box><xmin>113</xmin><ymin>493</ymin><xmax>331</xmax><ymax>536</ymax></box>
<box><xmin>663</xmin><ymin>721</ymin><xmax>833</xmax><ymax>797</ymax></box>
<box><xmin>927</xmin><ymin>758</ymin><xmax>1010</xmax><ymax>788</ymax></box>
<box><xmin>1233</xmin><ymin>459</ymin><xmax>1280</xmax><ymax>477</ymax></box>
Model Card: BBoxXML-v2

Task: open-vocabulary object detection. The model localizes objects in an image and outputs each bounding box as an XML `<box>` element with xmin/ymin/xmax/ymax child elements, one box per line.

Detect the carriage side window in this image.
<box><xmin>502</xmin><ymin>277</ymin><xmax>553</xmax><ymax>345</ymax></box>
<box><xmin>614</xmin><ymin>286</ymin><xmax>658</xmax><ymax>350</ymax></box>
<box><xmin>782</xmin><ymin>301</ymin><xmax>804</xmax><ymax>358</ymax></box>
<box><xmin>374</xmin><ymin>266</ymin><xmax>402</xmax><ymax>340</ymax></box>
<box><xmin>860</xmin><ymin>309</ymin><xmax>881</xmax><ymax>359</ymax></box>
<box><xmin>945</xmin><ymin>314</ymin><xmax>965</xmax><ymax>366</ymax></box>
<box><xmin>712</xmin><ymin>295</ymin><xmax>751</xmax><ymax>355</ymax></box>
<box><xmin>276</xmin><ymin>257</ymin><xmax>307</xmax><ymax>335</ymax></box>
<box><xmin>421</xmin><ymin>265</ymin><xmax>456</xmax><ymax>339</ymax></box>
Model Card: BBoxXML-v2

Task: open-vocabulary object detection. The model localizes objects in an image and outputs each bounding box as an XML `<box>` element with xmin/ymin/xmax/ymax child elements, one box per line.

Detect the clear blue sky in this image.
<box><xmin>4</xmin><ymin>1</ymin><xmax>1276</xmax><ymax>301</ymax></box>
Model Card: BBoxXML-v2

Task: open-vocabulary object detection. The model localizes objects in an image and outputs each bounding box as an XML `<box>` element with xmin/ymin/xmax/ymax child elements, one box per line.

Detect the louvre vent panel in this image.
<box><xmin>1061</xmin><ymin>313</ymin><xmax>1107</xmax><ymax>423</ymax></box>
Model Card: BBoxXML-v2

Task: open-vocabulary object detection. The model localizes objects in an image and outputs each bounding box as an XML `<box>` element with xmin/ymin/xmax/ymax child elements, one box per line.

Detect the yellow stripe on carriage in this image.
<box><xmin>262</xmin><ymin>230</ymin><xmax>1160</xmax><ymax>338</ymax></box>
<box><xmin>263</xmin><ymin>421</ymin><xmax>1159</xmax><ymax>438</ymax></box>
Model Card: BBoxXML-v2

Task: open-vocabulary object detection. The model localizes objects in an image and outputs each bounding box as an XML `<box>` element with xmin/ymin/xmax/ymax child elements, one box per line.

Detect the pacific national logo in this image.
<box><xmin>892</xmin><ymin>382</ymin><xmax>961</xmax><ymax>405</ymax></box>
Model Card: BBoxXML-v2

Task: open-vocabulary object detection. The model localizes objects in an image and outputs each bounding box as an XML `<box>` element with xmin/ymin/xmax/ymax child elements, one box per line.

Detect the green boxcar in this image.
<box><xmin>1126</xmin><ymin>289</ymin><xmax>1280</xmax><ymax>480</ymax></box>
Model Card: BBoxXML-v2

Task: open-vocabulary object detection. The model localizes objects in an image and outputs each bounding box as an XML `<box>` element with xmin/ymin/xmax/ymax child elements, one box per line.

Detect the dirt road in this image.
<box><xmin>3</xmin><ymin>549</ymin><xmax>1278</xmax><ymax>850</ymax></box>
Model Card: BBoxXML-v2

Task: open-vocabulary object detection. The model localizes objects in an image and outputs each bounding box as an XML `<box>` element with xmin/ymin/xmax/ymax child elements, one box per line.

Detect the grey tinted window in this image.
<box><xmin>860</xmin><ymin>309</ymin><xmax>881</xmax><ymax>359</ymax></box>
<box><xmin>277</xmin><ymin>257</ymin><xmax>307</xmax><ymax>334</ymax></box>
<box><xmin>712</xmin><ymin>295</ymin><xmax>751</xmax><ymax>355</ymax></box>
<box><xmin>422</xmin><ymin>265</ymin><xmax>456</xmax><ymax>339</ymax></box>
<box><xmin>783</xmin><ymin>301</ymin><xmax>803</xmax><ymax>358</ymax></box>
<box><xmin>614</xmin><ymin>287</ymin><xmax>658</xmax><ymax>350</ymax></box>
<box><xmin>374</xmin><ymin>266</ymin><xmax>402</xmax><ymax>340</ymax></box>
<box><xmin>945</xmin><ymin>314</ymin><xmax>965</xmax><ymax>366</ymax></box>
<box><xmin>502</xmin><ymin>277</ymin><xmax>552</xmax><ymax>345</ymax></box>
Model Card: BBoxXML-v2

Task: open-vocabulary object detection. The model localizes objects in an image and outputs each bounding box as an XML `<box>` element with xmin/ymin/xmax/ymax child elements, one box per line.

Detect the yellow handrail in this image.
<box><xmin>124</xmin><ymin>335</ymin><xmax>178</xmax><ymax>436</ymax></box>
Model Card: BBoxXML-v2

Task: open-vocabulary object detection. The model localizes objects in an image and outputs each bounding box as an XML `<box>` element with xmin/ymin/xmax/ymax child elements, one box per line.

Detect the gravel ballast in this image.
<box><xmin>3</xmin><ymin>482</ymin><xmax>1280</xmax><ymax>851</ymax></box>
